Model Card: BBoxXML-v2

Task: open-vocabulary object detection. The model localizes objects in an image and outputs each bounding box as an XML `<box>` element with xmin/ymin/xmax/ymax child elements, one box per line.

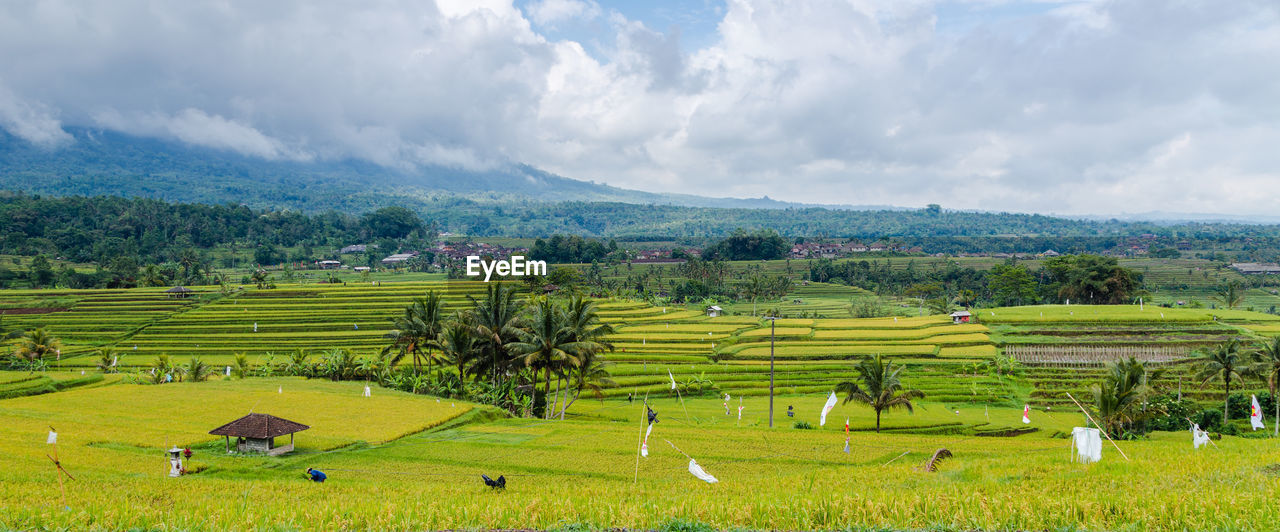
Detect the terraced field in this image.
<box><xmin>10</xmin><ymin>285</ymin><xmax>1280</xmax><ymax>414</ymax></box>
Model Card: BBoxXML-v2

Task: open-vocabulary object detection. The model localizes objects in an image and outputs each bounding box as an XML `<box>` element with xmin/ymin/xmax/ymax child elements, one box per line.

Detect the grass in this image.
<box><xmin>2</xmin><ymin>384</ymin><xmax>1279</xmax><ymax>531</ymax></box>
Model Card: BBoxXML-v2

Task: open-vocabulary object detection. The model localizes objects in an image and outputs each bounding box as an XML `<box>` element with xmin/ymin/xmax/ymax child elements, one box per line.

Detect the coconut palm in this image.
<box><xmin>151</xmin><ymin>354</ymin><xmax>174</xmax><ymax>384</ymax></box>
<box><xmin>1091</xmin><ymin>357</ymin><xmax>1163</xmax><ymax>436</ymax></box>
<box><xmin>95</xmin><ymin>347</ymin><xmax>121</xmax><ymax>374</ymax></box>
<box><xmin>556</xmin><ymin>349</ymin><xmax>615</xmax><ymax>419</ymax></box>
<box><xmin>743</xmin><ymin>274</ymin><xmax>769</xmax><ymax>316</ymax></box>
<box><xmin>284</xmin><ymin>348</ymin><xmax>311</xmax><ymax>376</ymax></box>
<box><xmin>437</xmin><ymin>320</ymin><xmax>479</xmax><ymax>382</ymax></box>
<box><xmin>384</xmin><ymin>291</ymin><xmax>446</xmax><ymax>375</ymax></box>
<box><xmin>835</xmin><ymin>354</ymin><xmax>925</xmax><ymax>432</ymax></box>
<box><xmin>468</xmin><ymin>283</ymin><xmax>523</xmax><ymax>386</ymax></box>
<box><xmin>185</xmin><ymin>357</ymin><xmax>213</xmax><ymax>382</ymax></box>
<box><xmin>14</xmin><ymin>328</ymin><xmax>61</xmax><ymax>367</ymax></box>
<box><xmin>1194</xmin><ymin>339</ymin><xmax>1251</xmax><ymax>425</ymax></box>
<box><xmin>1215</xmin><ymin>281</ymin><xmax>1245</xmax><ymax>310</ymax></box>
<box><xmin>556</xmin><ymin>295</ymin><xmax>615</xmax><ymax>418</ymax></box>
<box><xmin>233</xmin><ymin>352</ymin><xmax>252</xmax><ymax>379</ymax></box>
<box><xmin>1253</xmin><ymin>336</ymin><xmax>1280</xmax><ymax>436</ymax></box>
<box><xmin>510</xmin><ymin>298</ymin><xmax>579</xmax><ymax>418</ymax></box>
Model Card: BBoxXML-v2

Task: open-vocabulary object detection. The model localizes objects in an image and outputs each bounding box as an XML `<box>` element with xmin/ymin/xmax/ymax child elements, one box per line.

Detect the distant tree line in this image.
<box><xmin>528</xmin><ymin>235</ymin><xmax>621</xmax><ymax>263</ymax></box>
<box><xmin>0</xmin><ymin>193</ymin><xmax>433</xmax><ymax>288</ymax></box>
<box><xmin>809</xmin><ymin>254</ymin><xmax>1145</xmax><ymax>308</ymax></box>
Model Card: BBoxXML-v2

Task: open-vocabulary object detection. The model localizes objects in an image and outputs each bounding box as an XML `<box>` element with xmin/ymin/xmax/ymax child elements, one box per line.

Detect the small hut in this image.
<box><xmin>165</xmin><ymin>286</ymin><xmax>194</xmax><ymax>299</ymax></box>
<box><xmin>209</xmin><ymin>413</ymin><xmax>309</xmax><ymax>455</ymax></box>
<box><xmin>950</xmin><ymin>310</ymin><xmax>972</xmax><ymax>324</ymax></box>
<box><xmin>706</xmin><ymin>305</ymin><xmax>723</xmax><ymax>318</ymax></box>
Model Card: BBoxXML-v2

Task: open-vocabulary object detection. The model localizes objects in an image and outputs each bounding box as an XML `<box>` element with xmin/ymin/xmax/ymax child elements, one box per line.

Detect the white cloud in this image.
<box><xmin>93</xmin><ymin>108</ymin><xmax>310</xmax><ymax>161</ymax></box>
<box><xmin>0</xmin><ymin>0</ymin><xmax>1277</xmax><ymax>214</ymax></box>
<box><xmin>0</xmin><ymin>83</ymin><xmax>71</xmax><ymax>147</ymax></box>
<box><xmin>526</xmin><ymin>0</ymin><xmax>601</xmax><ymax>27</ymax></box>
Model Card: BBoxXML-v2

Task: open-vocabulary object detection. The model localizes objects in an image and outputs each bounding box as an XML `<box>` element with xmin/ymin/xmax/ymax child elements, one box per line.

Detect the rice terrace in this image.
<box><xmin>3</xmin><ymin>271</ymin><xmax>1280</xmax><ymax>531</ymax></box>
<box><xmin>5</xmin><ymin>0</ymin><xmax>1280</xmax><ymax>530</ymax></box>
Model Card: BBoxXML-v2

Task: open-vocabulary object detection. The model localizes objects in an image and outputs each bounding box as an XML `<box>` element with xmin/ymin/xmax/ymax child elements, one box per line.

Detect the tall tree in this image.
<box><xmin>384</xmin><ymin>291</ymin><xmax>446</xmax><ymax>375</ymax></box>
<box><xmin>438</xmin><ymin>319</ymin><xmax>479</xmax><ymax>382</ymax></box>
<box><xmin>555</xmin><ymin>295</ymin><xmax>615</xmax><ymax>418</ymax></box>
<box><xmin>511</xmin><ymin>298</ymin><xmax>578</xmax><ymax>418</ymax></box>
<box><xmin>468</xmin><ymin>283</ymin><xmax>523</xmax><ymax>386</ymax></box>
<box><xmin>1194</xmin><ymin>339</ymin><xmax>1250</xmax><ymax>426</ymax></box>
<box><xmin>835</xmin><ymin>354</ymin><xmax>925</xmax><ymax>432</ymax></box>
<box><xmin>1215</xmin><ymin>281</ymin><xmax>1245</xmax><ymax>310</ymax></box>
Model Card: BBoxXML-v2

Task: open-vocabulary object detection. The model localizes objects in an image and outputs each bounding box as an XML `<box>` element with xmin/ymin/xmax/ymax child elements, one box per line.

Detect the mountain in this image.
<box><xmin>0</xmin><ymin>128</ymin><xmax>883</xmax><ymax>213</ymax></box>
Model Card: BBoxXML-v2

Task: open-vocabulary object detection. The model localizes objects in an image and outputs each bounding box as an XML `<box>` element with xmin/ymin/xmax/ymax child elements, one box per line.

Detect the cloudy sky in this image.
<box><xmin>1</xmin><ymin>0</ymin><xmax>1277</xmax><ymax>215</ymax></box>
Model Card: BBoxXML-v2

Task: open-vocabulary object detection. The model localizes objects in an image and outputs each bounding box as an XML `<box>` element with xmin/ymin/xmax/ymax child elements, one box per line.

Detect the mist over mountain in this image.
<box><xmin>0</xmin><ymin>128</ymin><xmax>894</xmax><ymax>213</ymax></box>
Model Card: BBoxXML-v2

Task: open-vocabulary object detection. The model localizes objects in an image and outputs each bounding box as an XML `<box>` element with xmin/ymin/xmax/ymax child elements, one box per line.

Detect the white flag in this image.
<box><xmin>820</xmin><ymin>391</ymin><xmax>838</xmax><ymax>426</ymax></box>
<box><xmin>687</xmin><ymin>458</ymin><xmax>718</xmax><ymax>483</ymax></box>
<box><xmin>641</xmin><ymin>423</ymin><xmax>653</xmax><ymax>457</ymax></box>
<box><xmin>669</xmin><ymin>370</ymin><xmax>677</xmax><ymax>390</ymax></box>
<box><xmin>1191</xmin><ymin>423</ymin><xmax>1210</xmax><ymax>449</ymax></box>
<box><xmin>1022</xmin><ymin>404</ymin><xmax>1031</xmax><ymax>424</ymax></box>
<box><xmin>1251</xmin><ymin>395</ymin><xmax>1265</xmax><ymax>430</ymax></box>
<box><xmin>47</xmin><ymin>431</ymin><xmax>57</xmax><ymax>444</ymax></box>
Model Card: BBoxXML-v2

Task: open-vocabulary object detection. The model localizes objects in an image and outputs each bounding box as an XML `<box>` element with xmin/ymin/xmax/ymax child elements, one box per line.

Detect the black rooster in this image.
<box><xmin>481</xmin><ymin>474</ymin><xmax>506</xmax><ymax>490</ymax></box>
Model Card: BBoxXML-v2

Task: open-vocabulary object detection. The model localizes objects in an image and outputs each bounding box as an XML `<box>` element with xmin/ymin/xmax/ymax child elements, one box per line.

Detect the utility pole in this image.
<box><xmin>764</xmin><ymin>315</ymin><xmax>779</xmax><ymax>428</ymax></box>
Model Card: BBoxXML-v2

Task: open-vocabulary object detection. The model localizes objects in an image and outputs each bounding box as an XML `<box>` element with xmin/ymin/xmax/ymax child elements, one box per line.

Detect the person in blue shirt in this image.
<box><xmin>306</xmin><ymin>468</ymin><xmax>326</xmax><ymax>482</ymax></box>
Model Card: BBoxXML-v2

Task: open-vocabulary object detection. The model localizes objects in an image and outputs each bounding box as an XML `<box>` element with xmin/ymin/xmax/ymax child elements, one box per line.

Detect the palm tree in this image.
<box><xmin>233</xmin><ymin>352</ymin><xmax>252</xmax><ymax>379</ymax></box>
<box><xmin>140</xmin><ymin>264</ymin><xmax>166</xmax><ymax>287</ymax></box>
<box><xmin>555</xmin><ymin>295</ymin><xmax>615</xmax><ymax>418</ymax></box>
<box><xmin>744</xmin><ymin>274</ymin><xmax>769</xmax><ymax>316</ymax></box>
<box><xmin>1254</xmin><ymin>337</ymin><xmax>1280</xmax><ymax>436</ymax></box>
<box><xmin>835</xmin><ymin>354</ymin><xmax>925</xmax><ymax>432</ymax></box>
<box><xmin>185</xmin><ymin>357</ymin><xmax>213</xmax><ymax>382</ymax></box>
<box><xmin>1215</xmin><ymin>281</ymin><xmax>1245</xmax><ymax>309</ymax></box>
<box><xmin>1194</xmin><ymin>339</ymin><xmax>1251</xmax><ymax>425</ymax></box>
<box><xmin>1091</xmin><ymin>357</ymin><xmax>1163</xmax><ymax>436</ymax></box>
<box><xmin>151</xmin><ymin>354</ymin><xmax>174</xmax><ymax>384</ymax></box>
<box><xmin>511</xmin><ymin>298</ymin><xmax>579</xmax><ymax>418</ymax></box>
<box><xmin>468</xmin><ymin>283</ymin><xmax>523</xmax><ymax>386</ymax></box>
<box><xmin>284</xmin><ymin>348</ymin><xmax>311</xmax><ymax>376</ymax></box>
<box><xmin>14</xmin><ymin>328</ymin><xmax>61</xmax><ymax>368</ymax></box>
<box><xmin>437</xmin><ymin>320</ymin><xmax>479</xmax><ymax>382</ymax></box>
<box><xmin>95</xmin><ymin>347</ymin><xmax>120</xmax><ymax>374</ymax></box>
<box><xmin>385</xmin><ymin>291</ymin><xmax>446</xmax><ymax>375</ymax></box>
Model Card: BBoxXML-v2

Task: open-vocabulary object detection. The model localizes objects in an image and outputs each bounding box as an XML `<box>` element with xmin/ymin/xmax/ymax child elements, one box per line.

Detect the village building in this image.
<box><xmin>950</xmin><ymin>310</ymin><xmax>972</xmax><ymax>324</ymax></box>
<box><xmin>339</xmin><ymin>244</ymin><xmax>370</xmax><ymax>254</ymax></box>
<box><xmin>209</xmin><ymin>413</ymin><xmax>309</xmax><ymax>456</ymax></box>
<box><xmin>1231</xmin><ymin>262</ymin><xmax>1280</xmax><ymax>275</ymax></box>
<box><xmin>315</xmin><ymin>260</ymin><xmax>342</xmax><ymax>269</ymax></box>
<box><xmin>706</xmin><ymin>305</ymin><xmax>723</xmax><ymax>318</ymax></box>
<box><xmin>380</xmin><ymin>252</ymin><xmax>419</xmax><ymax>266</ymax></box>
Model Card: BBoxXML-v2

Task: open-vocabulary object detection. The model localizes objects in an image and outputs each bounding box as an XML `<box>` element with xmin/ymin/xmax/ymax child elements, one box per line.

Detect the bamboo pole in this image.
<box><xmin>1064</xmin><ymin>392</ymin><xmax>1130</xmax><ymax>461</ymax></box>
<box><xmin>881</xmin><ymin>451</ymin><xmax>909</xmax><ymax>467</ymax></box>
<box><xmin>633</xmin><ymin>391</ymin><xmax>649</xmax><ymax>483</ymax></box>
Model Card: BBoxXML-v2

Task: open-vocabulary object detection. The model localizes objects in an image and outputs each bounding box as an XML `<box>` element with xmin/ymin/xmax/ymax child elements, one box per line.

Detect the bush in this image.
<box><xmin>1145</xmin><ymin>393</ymin><xmax>1201</xmax><ymax>432</ymax></box>
<box><xmin>1227</xmin><ymin>392</ymin><xmax>1275</xmax><ymax>419</ymax></box>
<box><xmin>793</xmin><ymin>421</ymin><xmax>814</xmax><ymax>430</ymax></box>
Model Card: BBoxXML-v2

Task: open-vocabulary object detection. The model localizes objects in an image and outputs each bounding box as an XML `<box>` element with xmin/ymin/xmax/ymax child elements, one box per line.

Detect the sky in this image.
<box><xmin>0</xmin><ymin>0</ymin><xmax>1277</xmax><ymax>215</ymax></box>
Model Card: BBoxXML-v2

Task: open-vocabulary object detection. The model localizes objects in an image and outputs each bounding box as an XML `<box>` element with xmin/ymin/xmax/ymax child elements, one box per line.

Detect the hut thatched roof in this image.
<box><xmin>208</xmin><ymin>413</ymin><xmax>309</xmax><ymax>439</ymax></box>
<box><xmin>165</xmin><ymin>286</ymin><xmax>194</xmax><ymax>293</ymax></box>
